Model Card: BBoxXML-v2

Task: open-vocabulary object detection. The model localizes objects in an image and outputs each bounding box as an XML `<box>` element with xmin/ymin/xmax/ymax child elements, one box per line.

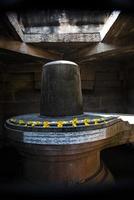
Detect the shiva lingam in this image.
<box><xmin>5</xmin><ymin>60</ymin><xmax>134</xmax><ymax>186</ymax></box>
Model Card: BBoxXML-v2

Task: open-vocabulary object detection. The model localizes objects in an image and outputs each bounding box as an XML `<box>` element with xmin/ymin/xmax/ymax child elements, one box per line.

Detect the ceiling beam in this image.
<box><xmin>24</xmin><ymin>33</ymin><xmax>101</xmax><ymax>43</ymax></box>
<box><xmin>6</xmin><ymin>12</ymin><xmax>24</xmax><ymax>41</ymax></box>
<box><xmin>66</xmin><ymin>42</ymin><xmax>117</xmax><ymax>61</ymax></box>
<box><xmin>24</xmin><ymin>24</ymin><xmax>103</xmax><ymax>34</ymax></box>
<box><xmin>0</xmin><ymin>38</ymin><xmax>63</xmax><ymax>60</ymax></box>
<box><xmin>79</xmin><ymin>45</ymin><xmax>134</xmax><ymax>63</ymax></box>
<box><xmin>100</xmin><ymin>11</ymin><xmax>120</xmax><ymax>41</ymax></box>
<box><xmin>103</xmin><ymin>14</ymin><xmax>134</xmax><ymax>46</ymax></box>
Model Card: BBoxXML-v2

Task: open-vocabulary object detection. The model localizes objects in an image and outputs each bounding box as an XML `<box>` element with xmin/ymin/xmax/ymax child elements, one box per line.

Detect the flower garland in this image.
<box><xmin>71</xmin><ymin>118</ymin><xmax>78</xmax><ymax>127</ymax></box>
<box><xmin>43</xmin><ymin>121</ymin><xmax>50</xmax><ymax>128</ymax></box>
<box><xmin>9</xmin><ymin>117</ymin><xmax>108</xmax><ymax>128</ymax></box>
<box><xmin>83</xmin><ymin>118</ymin><xmax>90</xmax><ymax>126</ymax></box>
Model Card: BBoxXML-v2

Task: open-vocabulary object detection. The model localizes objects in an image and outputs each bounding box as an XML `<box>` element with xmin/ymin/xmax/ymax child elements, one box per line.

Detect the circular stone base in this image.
<box><xmin>5</xmin><ymin>112</ymin><xmax>119</xmax><ymax>145</ymax></box>
<box><xmin>6</xmin><ymin>112</ymin><xmax>117</xmax><ymax>132</ymax></box>
<box><xmin>5</xmin><ymin>112</ymin><xmax>119</xmax><ymax>186</ymax></box>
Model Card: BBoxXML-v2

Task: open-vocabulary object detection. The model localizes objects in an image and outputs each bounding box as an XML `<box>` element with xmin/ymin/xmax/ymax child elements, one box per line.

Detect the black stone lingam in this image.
<box><xmin>5</xmin><ymin>60</ymin><xmax>123</xmax><ymax>186</ymax></box>
<box><xmin>40</xmin><ymin>60</ymin><xmax>83</xmax><ymax>116</ymax></box>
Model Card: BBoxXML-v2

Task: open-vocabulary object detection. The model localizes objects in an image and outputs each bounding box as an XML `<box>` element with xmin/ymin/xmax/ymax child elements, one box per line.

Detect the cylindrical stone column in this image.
<box><xmin>40</xmin><ymin>60</ymin><xmax>83</xmax><ymax>117</ymax></box>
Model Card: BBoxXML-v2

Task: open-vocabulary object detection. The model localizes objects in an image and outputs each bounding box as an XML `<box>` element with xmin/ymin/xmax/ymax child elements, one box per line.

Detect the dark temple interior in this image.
<box><xmin>0</xmin><ymin>1</ymin><xmax>134</xmax><ymax>198</ymax></box>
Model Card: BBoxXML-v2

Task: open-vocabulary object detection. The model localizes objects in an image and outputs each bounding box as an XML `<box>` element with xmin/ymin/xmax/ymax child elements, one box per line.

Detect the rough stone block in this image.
<box><xmin>95</xmin><ymin>80</ymin><xmax>121</xmax><ymax>88</ymax></box>
<box><xmin>80</xmin><ymin>67</ymin><xmax>95</xmax><ymax>81</ymax></box>
<box><xmin>81</xmin><ymin>80</ymin><xmax>94</xmax><ymax>90</ymax></box>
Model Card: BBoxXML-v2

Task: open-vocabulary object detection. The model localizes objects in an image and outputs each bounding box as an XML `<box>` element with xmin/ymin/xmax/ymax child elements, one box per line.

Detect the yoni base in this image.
<box><xmin>21</xmin><ymin>159</ymin><xmax>114</xmax><ymax>188</ymax></box>
<box><xmin>16</xmin><ymin>143</ymin><xmax>114</xmax><ymax>187</ymax></box>
<box><xmin>82</xmin><ymin>162</ymin><xmax>114</xmax><ymax>186</ymax></box>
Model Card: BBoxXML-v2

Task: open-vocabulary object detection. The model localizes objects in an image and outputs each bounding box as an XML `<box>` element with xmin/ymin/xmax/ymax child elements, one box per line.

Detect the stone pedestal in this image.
<box><xmin>5</xmin><ymin>60</ymin><xmax>133</xmax><ymax>187</ymax></box>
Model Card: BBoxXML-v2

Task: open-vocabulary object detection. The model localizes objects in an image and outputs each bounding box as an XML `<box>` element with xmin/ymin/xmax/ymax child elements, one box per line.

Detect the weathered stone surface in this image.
<box><xmin>24</xmin><ymin>33</ymin><xmax>101</xmax><ymax>43</ymax></box>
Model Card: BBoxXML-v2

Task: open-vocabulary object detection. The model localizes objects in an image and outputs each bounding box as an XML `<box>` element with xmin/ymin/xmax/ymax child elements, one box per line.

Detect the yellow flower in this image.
<box><xmin>31</xmin><ymin>122</ymin><xmax>36</xmax><ymax>127</ymax></box>
<box><xmin>57</xmin><ymin>121</ymin><xmax>64</xmax><ymax>128</ymax></box>
<box><xmin>94</xmin><ymin>119</ymin><xmax>99</xmax><ymax>125</ymax></box>
<box><xmin>83</xmin><ymin>118</ymin><xmax>90</xmax><ymax>126</ymax></box>
<box><xmin>27</xmin><ymin>121</ymin><xmax>34</xmax><ymax>126</ymax></box>
<box><xmin>18</xmin><ymin>119</ymin><xmax>25</xmax><ymax>125</ymax></box>
<box><xmin>35</xmin><ymin>121</ymin><xmax>41</xmax><ymax>126</ymax></box>
<box><xmin>72</xmin><ymin>118</ymin><xmax>78</xmax><ymax>127</ymax></box>
<box><xmin>101</xmin><ymin>118</ymin><xmax>107</xmax><ymax>124</ymax></box>
<box><xmin>43</xmin><ymin>121</ymin><xmax>50</xmax><ymax>128</ymax></box>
